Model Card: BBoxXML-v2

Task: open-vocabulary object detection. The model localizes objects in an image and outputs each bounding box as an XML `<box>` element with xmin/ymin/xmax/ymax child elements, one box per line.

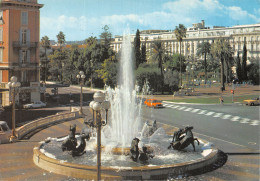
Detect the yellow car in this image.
<box><xmin>144</xmin><ymin>99</ymin><xmax>163</xmax><ymax>108</ymax></box>
<box><xmin>243</xmin><ymin>98</ymin><xmax>259</xmax><ymax>106</ymax></box>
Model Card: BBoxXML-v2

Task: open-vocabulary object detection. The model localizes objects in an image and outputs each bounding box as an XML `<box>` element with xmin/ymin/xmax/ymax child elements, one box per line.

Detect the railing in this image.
<box><xmin>0</xmin><ymin>83</ymin><xmax>8</xmax><ymax>89</ymax></box>
<box><xmin>12</xmin><ymin>41</ymin><xmax>38</xmax><ymax>48</ymax></box>
<box><xmin>16</xmin><ymin>111</ymin><xmax>78</xmax><ymax>139</ymax></box>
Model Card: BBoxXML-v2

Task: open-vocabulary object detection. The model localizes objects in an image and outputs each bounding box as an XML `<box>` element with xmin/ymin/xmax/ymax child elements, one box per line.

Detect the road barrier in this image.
<box><xmin>16</xmin><ymin>111</ymin><xmax>79</xmax><ymax>140</ymax></box>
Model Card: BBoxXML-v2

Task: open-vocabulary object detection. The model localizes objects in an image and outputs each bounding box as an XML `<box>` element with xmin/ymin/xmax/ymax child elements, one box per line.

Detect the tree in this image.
<box><xmin>48</xmin><ymin>49</ymin><xmax>68</xmax><ymax>82</ymax></box>
<box><xmin>211</xmin><ymin>38</ymin><xmax>232</xmax><ymax>90</ymax></box>
<box><xmin>99</xmin><ymin>25</ymin><xmax>112</xmax><ymax>59</ymax></box>
<box><xmin>134</xmin><ymin>29</ymin><xmax>141</xmax><ymax>69</ymax></box>
<box><xmin>247</xmin><ymin>62</ymin><xmax>259</xmax><ymax>85</ymax></box>
<box><xmin>140</xmin><ymin>43</ymin><xmax>147</xmax><ymax>64</ymax></box>
<box><xmin>174</xmin><ymin>24</ymin><xmax>186</xmax><ymax>87</ymax></box>
<box><xmin>151</xmin><ymin>41</ymin><xmax>166</xmax><ymax>94</ymax></box>
<box><xmin>164</xmin><ymin>70</ymin><xmax>179</xmax><ymax>92</ymax></box>
<box><xmin>40</xmin><ymin>35</ymin><xmax>50</xmax><ymax>82</ymax></box>
<box><xmin>56</xmin><ymin>31</ymin><xmax>65</xmax><ymax>49</ymax></box>
<box><xmin>96</xmin><ymin>56</ymin><xmax>118</xmax><ymax>87</ymax></box>
<box><xmin>242</xmin><ymin>42</ymin><xmax>248</xmax><ymax>81</ymax></box>
<box><xmin>136</xmin><ymin>63</ymin><xmax>161</xmax><ymax>93</ymax></box>
<box><xmin>223</xmin><ymin>44</ymin><xmax>233</xmax><ymax>83</ymax></box>
<box><xmin>236</xmin><ymin>51</ymin><xmax>242</xmax><ymax>82</ymax></box>
<box><xmin>197</xmin><ymin>42</ymin><xmax>211</xmax><ymax>84</ymax></box>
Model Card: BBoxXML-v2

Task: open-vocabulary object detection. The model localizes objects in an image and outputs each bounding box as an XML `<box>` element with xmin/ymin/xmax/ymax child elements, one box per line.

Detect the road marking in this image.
<box><xmin>250</xmin><ymin>120</ymin><xmax>259</xmax><ymax>126</ymax></box>
<box><xmin>184</xmin><ymin>108</ymin><xmax>193</xmax><ymax>112</ymax></box>
<box><xmin>173</xmin><ymin>105</ymin><xmax>180</xmax><ymax>109</ymax></box>
<box><xmin>240</xmin><ymin>118</ymin><xmax>251</xmax><ymax>124</ymax></box>
<box><xmin>191</xmin><ymin>109</ymin><xmax>200</xmax><ymax>113</ymax></box>
<box><xmin>231</xmin><ymin>116</ymin><xmax>240</xmax><ymax>122</ymax></box>
<box><xmin>178</xmin><ymin>106</ymin><xmax>186</xmax><ymax>110</ymax></box>
<box><xmin>205</xmin><ymin>111</ymin><xmax>215</xmax><ymax>116</ymax></box>
<box><xmin>163</xmin><ymin>104</ymin><xmax>172</xmax><ymax>108</ymax></box>
<box><xmin>197</xmin><ymin>110</ymin><xmax>207</xmax><ymax>114</ymax></box>
<box><xmin>213</xmin><ymin>113</ymin><xmax>223</xmax><ymax>117</ymax></box>
<box><xmin>222</xmin><ymin>114</ymin><xmax>232</xmax><ymax>119</ymax></box>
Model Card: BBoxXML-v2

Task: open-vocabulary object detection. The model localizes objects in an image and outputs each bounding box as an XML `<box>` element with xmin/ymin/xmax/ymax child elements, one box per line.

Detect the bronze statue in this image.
<box><xmin>71</xmin><ymin>133</ymin><xmax>90</xmax><ymax>157</ymax></box>
<box><xmin>139</xmin><ymin>146</ymin><xmax>154</xmax><ymax>163</ymax></box>
<box><xmin>61</xmin><ymin>124</ymin><xmax>90</xmax><ymax>156</ymax></box>
<box><xmin>168</xmin><ymin>126</ymin><xmax>200</xmax><ymax>151</ymax></box>
<box><xmin>130</xmin><ymin>138</ymin><xmax>140</xmax><ymax>162</ymax></box>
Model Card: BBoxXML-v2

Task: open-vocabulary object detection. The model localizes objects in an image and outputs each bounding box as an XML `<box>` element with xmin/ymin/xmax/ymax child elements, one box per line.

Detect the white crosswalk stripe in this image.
<box><xmin>250</xmin><ymin>120</ymin><xmax>259</xmax><ymax>126</ymax></box>
<box><xmin>205</xmin><ymin>112</ymin><xmax>215</xmax><ymax>116</ymax></box>
<box><xmin>191</xmin><ymin>109</ymin><xmax>200</xmax><ymax>113</ymax></box>
<box><xmin>178</xmin><ymin>106</ymin><xmax>186</xmax><ymax>110</ymax></box>
<box><xmin>231</xmin><ymin>116</ymin><xmax>240</xmax><ymax>121</ymax></box>
<box><xmin>162</xmin><ymin>102</ymin><xmax>257</xmax><ymax>126</ymax></box>
<box><xmin>198</xmin><ymin>110</ymin><xmax>207</xmax><ymax>114</ymax></box>
<box><xmin>213</xmin><ymin>113</ymin><xmax>223</xmax><ymax>117</ymax></box>
<box><xmin>222</xmin><ymin>114</ymin><xmax>232</xmax><ymax>119</ymax></box>
<box><xmin>240</xmin><ymin>118</ymin><xmax>250</xmax><ymax>124</ymax></box>
<box><xmin>184</xmin><ymin>108</ymin><xmax>193</xmax><ymax>112</ymax></box>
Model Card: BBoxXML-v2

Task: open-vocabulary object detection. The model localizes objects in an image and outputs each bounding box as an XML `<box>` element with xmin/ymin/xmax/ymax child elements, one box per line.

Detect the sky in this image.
<box><xmin>38</xmin><ymin>0</ymin><xmax>260</xmax><ymax>41</ymax></box>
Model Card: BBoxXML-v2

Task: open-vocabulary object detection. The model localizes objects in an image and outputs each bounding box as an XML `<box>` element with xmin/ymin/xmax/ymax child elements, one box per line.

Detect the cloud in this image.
<box><xmin>40</xmin><ymin>0</ymin><xmax>260</xmax><ymax>41</ymax></box>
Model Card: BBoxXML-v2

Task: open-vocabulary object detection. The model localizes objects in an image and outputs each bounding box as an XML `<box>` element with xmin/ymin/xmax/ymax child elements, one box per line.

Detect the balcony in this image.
<box><xmin>13</xmin><ymin>41</ymin><xmax>38</xmax><ymax>48</ymax></box>
<box><xmin>0</xmin><ymin>83</ymin><xmax>8</xmax><ymax>90</ymax></box>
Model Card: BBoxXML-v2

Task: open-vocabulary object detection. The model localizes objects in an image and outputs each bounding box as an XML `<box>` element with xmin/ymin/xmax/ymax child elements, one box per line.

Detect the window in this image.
<box><xmin>0</xmin><ymin>48</ymin><xmax>2</xmax><ymax>62</ymax></box>
<box><xmin>21</xmin><ymin>12</ymin><xmax>28</xmax><ymax>25</ymax></box>
<box><xmin>21</xmin><ymin>71</ymin><xmax>27</xmax><ymax>82</ymax></box>
<box><xmin>0</xmin><ymin>70</ymin><xmax>2</xmax><ymax>83</ymax></box>
<box><xmin>0</xmin><ymin>11</ymin><xmax>3</xmax><ymax>25</ymax></box>
<box><xmin>22</xmin><ymin>29</ymin><xmax>27</xmax><ymax>44</ymax></box>
<box><xmin>19</xmin><ymin>50</ymin><xmax>30</xmax><ymax>63</ymax></box>
<box><xmin>0</xmin><ymin>28</ymin><xmax>3</xmax><ymax>42</ymax></box>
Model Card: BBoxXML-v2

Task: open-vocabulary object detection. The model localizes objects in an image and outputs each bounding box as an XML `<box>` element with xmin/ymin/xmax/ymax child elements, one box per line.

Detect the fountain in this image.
<box><xmin>33</xmin><ymin>33</ymin><xmax>220</xmax><ymax>180</ymax></box>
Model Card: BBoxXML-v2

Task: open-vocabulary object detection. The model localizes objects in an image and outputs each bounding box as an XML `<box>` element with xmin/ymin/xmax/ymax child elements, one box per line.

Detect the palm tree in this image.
<box><xmin>152</xmin><ymin>40</ymin><xmax>165</xmax><ymax>94</ymax></box>
<box><xmin>40</xmin><ymin>36</ymin><xmax>50</xmax><ymax>82</ymax></box>
<box><xmin>56</xmin><ymin>31</ymin><xmax>65</xmax><ymax>49</ymax></box>
<box><xmin>197</xmin><ymin>42</ymin><xmax>211</xmax><ymax>84</ymax></box>
<box><xmin>211</xmin><ymin>38</ymin><xmax>232</xmax><ymax>91</ymax></box>
<box><xmin>174</xmin><ymin>24</ymin><xmax>186</xmax><ymax>88</ymax></box>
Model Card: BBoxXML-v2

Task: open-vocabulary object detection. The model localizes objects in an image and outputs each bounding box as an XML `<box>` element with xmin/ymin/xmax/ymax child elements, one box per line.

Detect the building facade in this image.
<box><xmin>0</xmin><ymin>0</ymin><xmax>43</xmax><ymax>107</ymax></box>
<box><xmin>111</xmin><ymin>21</ymin><xmax>260</xmax><ymax>64</ymax></box>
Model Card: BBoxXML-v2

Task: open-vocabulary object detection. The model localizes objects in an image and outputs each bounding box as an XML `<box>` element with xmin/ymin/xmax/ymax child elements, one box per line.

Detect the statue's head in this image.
<box><xmin>134</xmin><ymin>137</ymin><xmax>140</xmax><ymax>142</ymax></box>
<box><xmin>142</xmin><ymin>146</ymin><xmax>147</xmax><ymax>152</ymax></box>
<box><xmin>184</xmin><ymin>126</ymin><xmax>193</xmax><ymax>131</ymax></box>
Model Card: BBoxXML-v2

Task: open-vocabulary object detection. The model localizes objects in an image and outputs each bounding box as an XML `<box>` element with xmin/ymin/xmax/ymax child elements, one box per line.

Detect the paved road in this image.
<box><xmin>142</xmin><ymin>102</ymin><xmax>260</xmax><ymax>180</ymax></box>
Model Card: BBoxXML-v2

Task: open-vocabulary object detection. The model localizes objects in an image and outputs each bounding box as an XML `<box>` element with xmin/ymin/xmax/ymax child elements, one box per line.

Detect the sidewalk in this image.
<box><xmin>144</xmin><ymin>85</ymin><xmax>260</xmax><ymax>101</ymax></box>
<box><xmin>0</xmin><ymin>115</ymin><xmax>88</xmax><ymax>180</ymax></box>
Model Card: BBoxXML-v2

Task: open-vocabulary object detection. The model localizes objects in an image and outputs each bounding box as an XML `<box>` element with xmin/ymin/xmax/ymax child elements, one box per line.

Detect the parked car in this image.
<box><xmin>144</xmin><ymin>99</ymin><xmax>163</xmax><ymax>108</ymax></box>
<box><xmin>0</xmin><ymin>121</ymin><xmax>12</xmax><ymax>144</ymax></box>
<box><xmin>23</xmin><ymin>101</ymin><xmax>46</xmax><ymax>109</ymax></box>
<box><xmin>243</xmin><ymin>98</ymin><xmax>260</xmax><ymax>106</ymax></box>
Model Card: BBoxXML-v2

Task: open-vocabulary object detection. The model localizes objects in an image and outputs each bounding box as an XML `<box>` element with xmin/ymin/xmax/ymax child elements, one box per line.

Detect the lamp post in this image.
<box><xmin>89</xmin><ymin>92</ymin><xmax>110</xmax><ymax>181</ymax></box>
<box><xmin>76</xmin><ymin>71</ymin><xmax>86</xmax><ymax>115</ymax></box>
<box><xmin>8</xmin><ymin>76</ymin><xmax>21</xmax><ymax>142</ymax></box>
<box><xmin>186</xmin><ymin>65</ymin><xmax>190</xmax><ymax>89</ymax></box>
<box><xmin>191</xmin><ymin>65</ymin><xmax>195</xmax><ymax>92</ymax></box>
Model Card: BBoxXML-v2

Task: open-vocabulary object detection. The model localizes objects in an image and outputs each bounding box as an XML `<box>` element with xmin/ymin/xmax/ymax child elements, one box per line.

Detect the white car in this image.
<box><xmin>23</xmin><ymin>101</ymin><xmax>46</xmax><ymax>109</ymax></box>
<box><xmin>0</xmin><ymin>121</ymin><xmax>12</xmax><ymax>144</ymax></box>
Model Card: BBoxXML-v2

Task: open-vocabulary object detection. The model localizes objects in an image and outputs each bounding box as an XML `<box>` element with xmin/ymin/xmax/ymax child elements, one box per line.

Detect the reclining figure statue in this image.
<box><xmin>61</xmin><ymin>124</ymin><xmax>90</xmax><ymax>156</ymax></box>
<box><xmin>168</xmin><ymin>126</ymin><xmax>200</xmax><ymax>151</ymax></box>
<box><xmin>138</xmin><ymin>146</ymin><xmax>154</xmax><ymax>163</ymax></box>
<box><xmin>62</xmin><ymin>124</ymin><xmax>77</xmax><ymax>152</ymax></box>
<box><xmin>130</xmin><ymin>137</ymin><xmax>140</xmax><ymax>162</ymax></box>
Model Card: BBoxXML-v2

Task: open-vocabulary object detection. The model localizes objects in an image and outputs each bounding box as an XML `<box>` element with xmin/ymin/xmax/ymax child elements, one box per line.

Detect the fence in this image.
<box><xmin>16</xmin><ymin>111</ymin><xmax>78</xmax><ymax>139</ymax></box>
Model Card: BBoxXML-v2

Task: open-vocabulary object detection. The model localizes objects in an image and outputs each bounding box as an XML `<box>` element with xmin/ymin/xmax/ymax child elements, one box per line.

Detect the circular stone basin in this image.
<box><xmin>33</xmin><ymin>127</ymin><xmax>218</xmax><ymax>180</ymax></box>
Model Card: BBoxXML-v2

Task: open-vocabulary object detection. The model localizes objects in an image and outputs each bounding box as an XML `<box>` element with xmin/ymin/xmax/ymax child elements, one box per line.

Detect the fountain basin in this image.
<box><xmin>33</xmin><ymin>134</ymin><xmax>218</xmax><ymax>180</ymax></box>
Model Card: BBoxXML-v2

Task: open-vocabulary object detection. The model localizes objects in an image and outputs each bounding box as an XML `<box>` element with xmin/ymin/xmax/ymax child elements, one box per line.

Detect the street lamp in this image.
<box><xmin>8</xmin><ymin>76</ymin><xmax>21</xmax><ymax>142</ymax></box>
<box><xmin>191</xmin><ymin>65</ymin><xmax>195</xmax><ymax>92</ymax></box>
<box><xmin>89</xmin><ymin>91</ymin><xmax>110</xmax><ymax>181</ymax></box>
<box><xmin>77</xmin><ymin>71</ymin><xmax>86</xmax><ymax>115</ymax></box>
<box><xmin>186</xmin><ymin>65</ymin><xmax>190</xmax><ymax>89</ymax></box>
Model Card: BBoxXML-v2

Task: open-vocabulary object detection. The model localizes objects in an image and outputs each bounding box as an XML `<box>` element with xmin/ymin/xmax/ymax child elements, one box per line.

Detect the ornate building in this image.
<box><xmin>0</xmin><ymin>0</ymin><xmax>43</xmax><ymax>107</ymax></box>
<box><xmin>111</xmin><ymin>21</ymin><xmax>260</xmax><ymax>63</ymax></box>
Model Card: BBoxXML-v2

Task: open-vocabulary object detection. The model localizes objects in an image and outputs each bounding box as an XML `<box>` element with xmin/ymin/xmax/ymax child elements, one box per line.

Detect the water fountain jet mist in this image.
<box><xmin>106</xmin><ymin>32</ymin><xmax>141</xmax><ymax>147</ymax></box>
